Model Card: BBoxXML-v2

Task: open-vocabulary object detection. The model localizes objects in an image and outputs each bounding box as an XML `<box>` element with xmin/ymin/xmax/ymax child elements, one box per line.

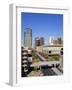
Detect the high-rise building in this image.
<box><xmin>35</xmin><ymin>37</ymin><xmax>44</xmax><ymax>46</ymax></box>
<box><xmin>24</xmin><ymin>28</ymin><xmax>32</xmax><ymax>48</ymax></box>
<box><xmin>48</xmin><ymin>36</ymin><xmax>54</xmax><ymax>45</ymax></box>
<box><xmin>48</xmin><ymin>36</ymin><xmax>63</xmax><ymax>45</ymax></box>
<box><xmin>57</xmin><ymin>37</ymin><xmax>63</xmax><ymax>44</ymax></box>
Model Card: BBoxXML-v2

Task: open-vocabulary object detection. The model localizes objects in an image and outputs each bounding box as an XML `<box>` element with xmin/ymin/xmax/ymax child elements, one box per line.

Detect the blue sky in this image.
<box><xmin>21</xmin><ymin>12</ymin><xmax>63</xmax><ymax>46</ymax></box>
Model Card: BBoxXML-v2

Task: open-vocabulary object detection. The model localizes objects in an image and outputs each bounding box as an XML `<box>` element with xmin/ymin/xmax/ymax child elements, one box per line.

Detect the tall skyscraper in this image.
<box><xmin>24</xmin><ymin>28</ymin><xmax>32</xmax><ymax>48</ymax></box>
<box><xmin>35</xmin><ymin>37</ymin><xmax>44</xmax><ymax>46</ymax></box>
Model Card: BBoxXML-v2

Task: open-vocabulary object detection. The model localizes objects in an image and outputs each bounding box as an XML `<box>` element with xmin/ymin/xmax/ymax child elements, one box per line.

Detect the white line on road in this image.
<box><xmin>51</xmin><ymin>68</ymin><xmax>63</xmax><ymax>75</ymax></box>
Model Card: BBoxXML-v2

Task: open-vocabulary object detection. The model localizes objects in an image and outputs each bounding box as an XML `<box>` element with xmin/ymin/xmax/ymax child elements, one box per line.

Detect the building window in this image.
<box><xmin>61</xmin><ymin>48</ymin><xmax>63</xmax><ymax>50</ymax></box>
<box><xmin>60</xmin><ymin>48</ymin><xmax>63</xmax><ymax>55</ymax></box>
<box><xmin>60</xmin><ymin>51</ymin><xmax>63</xmax><ymax>55</ymax></box>
<box><xmin>49</xmin><ymin>50</ymin><xmax>51</xmax><ymax>53</ymax></box>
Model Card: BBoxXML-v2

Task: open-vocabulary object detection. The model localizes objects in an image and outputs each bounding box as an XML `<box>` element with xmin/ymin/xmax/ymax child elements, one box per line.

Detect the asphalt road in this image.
<box><xmin>41</xmin><ymin>66</ymin><xmax>57</xmax><ymax>76</ymax></box>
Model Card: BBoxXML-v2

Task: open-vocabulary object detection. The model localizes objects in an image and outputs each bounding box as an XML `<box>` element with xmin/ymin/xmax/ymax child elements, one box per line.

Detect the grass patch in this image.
<box><xmin>32</xmin><ymin>51</ymin><xmax>40</xmax><ymax>63</ymax></box>
<box><xmin>39</xmin><ymin>52</ymin><xmax>60</xmax><ymax>61</ymax></box>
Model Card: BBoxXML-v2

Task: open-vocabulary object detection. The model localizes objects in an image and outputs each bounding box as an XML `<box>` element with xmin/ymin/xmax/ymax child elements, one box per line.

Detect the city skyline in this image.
<box><xmin>21</xmin><ymin>12</ymin><xmax>63</xmax><ymax>46</ymax></box>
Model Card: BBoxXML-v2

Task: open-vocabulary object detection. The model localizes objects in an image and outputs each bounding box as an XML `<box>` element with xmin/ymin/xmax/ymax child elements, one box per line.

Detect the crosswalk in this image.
<box><xmin>51</xmin><ymin>68</ymin><xmax>62</xmax><ymax>75</ymax></box>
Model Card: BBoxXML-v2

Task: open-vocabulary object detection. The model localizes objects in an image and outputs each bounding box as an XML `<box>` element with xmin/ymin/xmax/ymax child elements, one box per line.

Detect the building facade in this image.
<box><xmin>24</xmin><ymin>28</ymin><xmax>32</xmax><ymax>48</ymax></box>
<box><xmin>36</xmin><ymin>45</ymin><xmax>63</xmax><ymax>55</ymax></box>
<box><xmin>48</xmin><ymin>36</ymin><xmax>63</xmax><ymax>45</ymax></box>
<box><xmin>35</xmin><ymin>37</ymin><xmax>44</xmax><ymax>46</ymax></box>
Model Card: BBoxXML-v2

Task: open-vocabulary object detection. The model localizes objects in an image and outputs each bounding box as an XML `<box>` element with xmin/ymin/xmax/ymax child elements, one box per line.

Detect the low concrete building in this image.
<box><xmin>36</xmin><ymin>45</ymin><xmax>63</xmax><ymax>55</ymax></box>
<box><xmin>36</xmin><ymin>46</ymin><xmax>43</xmax><ymax>52</ymax></box>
